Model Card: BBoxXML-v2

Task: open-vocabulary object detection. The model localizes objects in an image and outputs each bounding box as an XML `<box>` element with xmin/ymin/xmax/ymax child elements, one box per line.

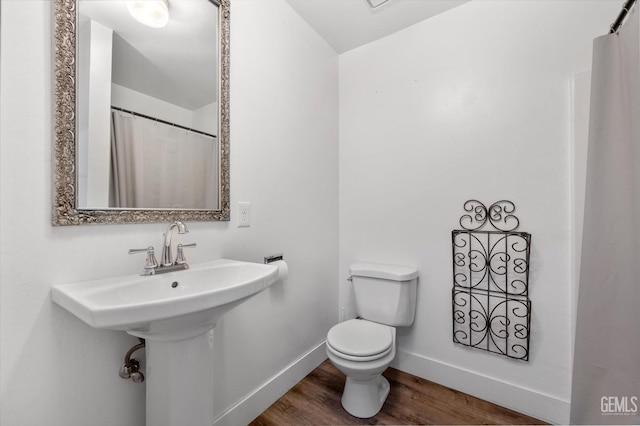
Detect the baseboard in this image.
<box><xmin>213</xmin><ymin>341</ymin><xmax>328</xmax><ymax>426</ymax></box>
<box><xmin>391</xmin><ymin>349</ymin><xmax>570</xmax><ymax>424</ymax></box>
<box><xmin>211</xmin><ymin>343</ymin><xmax>568</xmax><ymax>425</ymax></box>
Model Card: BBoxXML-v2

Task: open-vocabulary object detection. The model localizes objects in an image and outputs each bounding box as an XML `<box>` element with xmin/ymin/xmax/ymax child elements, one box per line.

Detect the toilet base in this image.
<box><xmin>341</xmin><ymin>375</ymin><xmax>390</xmax><ymax>418</ymax></box>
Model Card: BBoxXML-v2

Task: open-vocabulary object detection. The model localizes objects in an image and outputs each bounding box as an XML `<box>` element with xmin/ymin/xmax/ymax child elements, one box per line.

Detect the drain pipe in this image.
<box><xmin>119</xmin><ymin>338</ymin><xmax>146</xmax><ymax>383</ymax></box>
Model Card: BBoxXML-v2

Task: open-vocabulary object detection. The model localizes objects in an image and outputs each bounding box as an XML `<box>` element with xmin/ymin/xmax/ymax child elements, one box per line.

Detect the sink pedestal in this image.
<box><xmin>141</xmin><ymin>328</ymin><xmax>216</xmax><ymax>426</ymax></box>
<box><xmin>127</xmin><ymin>299</ymin><xmax>254</xmax><ymax>425</ymax></box>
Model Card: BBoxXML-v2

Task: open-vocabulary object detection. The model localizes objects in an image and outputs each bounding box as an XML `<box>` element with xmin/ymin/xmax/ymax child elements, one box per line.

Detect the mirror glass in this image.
<box><xmin>78</xmin><ymin>0</ymin><xmax>218</xmax><ymax>209</ymax></box>
<box><xmin>52</xmin><ymin>0</ymin><xmax>230</xmax><ymax>225</ymax></box>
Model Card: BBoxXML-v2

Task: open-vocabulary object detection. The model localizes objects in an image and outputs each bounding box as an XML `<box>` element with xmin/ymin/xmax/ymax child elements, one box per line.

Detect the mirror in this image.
<box><xmin>53</xmin><ymin>0</ymin><xmax>230</xmax><ymax>225</ymax></box>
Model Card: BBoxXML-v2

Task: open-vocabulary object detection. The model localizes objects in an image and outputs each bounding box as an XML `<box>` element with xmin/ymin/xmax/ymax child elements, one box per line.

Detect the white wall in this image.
<box><xmin>111</xmin><ymin>87</ymin><xmax>218</xmax><ymax>137</ymax></box>
<box><xmin>0</xmin><ymin>1</ymin><xmax>338</xmax><ymax>426</ymax></box>
<box><xmin>111</xmin><ymin>83</ymin><xmax>195</xmax><ymax>130</ymax></box>
<box><xmin>78</xmin><ymin>19</ymin><xmax>114</xmax><ymax>207</ymax></box>
<box><xmin>338</xmin><ymin>1</ymin><xmax>617</xmax><ymax>423</ymax></box>
<box><xmin>193</xmin><ymin>101</ymin><xmax>218</xmax><ymax>136</ymax></box>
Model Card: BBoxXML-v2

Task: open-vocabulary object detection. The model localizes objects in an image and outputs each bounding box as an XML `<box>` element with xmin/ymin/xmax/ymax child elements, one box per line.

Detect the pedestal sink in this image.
<box><xmin>51</xmin><ymin>258</ymin><xmax>281</xmax><ymax>426</ymax></box>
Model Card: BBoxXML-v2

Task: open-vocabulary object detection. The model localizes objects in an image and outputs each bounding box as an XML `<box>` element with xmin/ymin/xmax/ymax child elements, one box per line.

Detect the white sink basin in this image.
<box><xmin>52</xmin><ymin>258</ymin><xmax>279</xmax><ymax>340</ymax></box>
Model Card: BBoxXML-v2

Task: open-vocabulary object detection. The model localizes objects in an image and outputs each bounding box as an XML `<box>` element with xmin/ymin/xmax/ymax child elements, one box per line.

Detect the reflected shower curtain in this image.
<box><xmin>571</xmin><ymin>6</ymin><xmax>640</xmax><ymax>425</ymax></box>
<box><xmin>110</xmin><ymin>110</ymin><xmax>219</xmax><ymax>209</ymax></box>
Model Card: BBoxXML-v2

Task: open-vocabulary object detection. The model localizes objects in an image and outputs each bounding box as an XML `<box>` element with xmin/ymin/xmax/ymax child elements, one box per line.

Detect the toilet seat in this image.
<box><xmin>327</xmin><ymin>319</ymin><xmax>394</xmax><ymax>362</ymax></box>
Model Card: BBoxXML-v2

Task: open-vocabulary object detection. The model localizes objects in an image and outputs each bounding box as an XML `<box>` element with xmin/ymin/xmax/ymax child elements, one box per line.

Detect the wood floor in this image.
<box><xmin>251</xmin><ymin>360</ymin><xmax>545</xmax><ymax>425</ymax></box>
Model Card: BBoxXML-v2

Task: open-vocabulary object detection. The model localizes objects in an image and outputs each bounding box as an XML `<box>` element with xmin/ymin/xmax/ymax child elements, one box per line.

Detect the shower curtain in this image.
<box><xmin>110</xmin><ymin>110</ymin><xmax>219</xmax><ymax>209</ymax></box>
<box><xmin>570</xmin><ymin>6</ymin><xmax>640</xmax><ymax>425</ymax></box>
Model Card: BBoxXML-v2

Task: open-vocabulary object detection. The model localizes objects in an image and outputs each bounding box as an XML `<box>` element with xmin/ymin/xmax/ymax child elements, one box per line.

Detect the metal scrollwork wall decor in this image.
<box><xmin>451</xmin><ymin>200</ymin><xmax>532</xmax><ymax>361</ymax></box>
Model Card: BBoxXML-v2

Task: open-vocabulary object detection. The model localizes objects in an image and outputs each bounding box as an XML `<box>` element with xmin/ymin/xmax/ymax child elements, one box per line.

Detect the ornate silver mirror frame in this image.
<box><xmin>52</xmin><ymin>0</ymin><xmax>230</xmax><ymax>225</ymax></box>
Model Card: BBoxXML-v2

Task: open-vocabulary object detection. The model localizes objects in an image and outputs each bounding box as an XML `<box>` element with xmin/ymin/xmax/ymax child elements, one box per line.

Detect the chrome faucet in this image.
<box><xmin>129</xmin><ymin>221</ymin><xmax>196</xmax><ymax>276</ymax></box>
<box><xmin>161</xmin><ymin>220</ymin><xmax>189</xmax><ymax>266</ymax></box>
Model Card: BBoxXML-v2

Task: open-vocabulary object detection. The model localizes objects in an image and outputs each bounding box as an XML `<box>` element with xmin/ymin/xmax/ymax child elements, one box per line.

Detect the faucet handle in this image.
<box><xmin>129</xmin><ymin>246</ymin><xmax>159</xmax><ymax>271</ymax></box>
<box><xmin>175</xmin><ymin>243</ymin><xmax>196</xmax><ymax>265</ymax></box>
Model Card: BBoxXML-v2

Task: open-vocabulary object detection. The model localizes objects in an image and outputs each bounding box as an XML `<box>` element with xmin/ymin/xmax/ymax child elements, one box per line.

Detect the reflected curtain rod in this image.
<box><xmin>111</xmin><ymin>106</ymin><xmax>217</xmax><ymax>139</ymax></box>
<box><xmin>610</xmin><ymin>0</ymin><xmax>637</xmax><ymax>33</ymax></box>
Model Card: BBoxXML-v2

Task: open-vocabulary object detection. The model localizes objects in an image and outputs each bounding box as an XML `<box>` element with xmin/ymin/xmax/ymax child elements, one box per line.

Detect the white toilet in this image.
<box><xmin>326</xmin><ymin>262</ymin><xmax>418</xmax><ymax>418</ymax></box>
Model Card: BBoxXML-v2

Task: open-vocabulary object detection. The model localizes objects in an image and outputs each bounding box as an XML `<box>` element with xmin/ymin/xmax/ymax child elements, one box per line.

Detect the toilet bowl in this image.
<box><xmin>326</xmin><ymin>319</ymin><xmax>396</xmax><ymax>418</ymax></box>
<box><xmin>326</xmin><ymin>262</ymin><xmax>418</xmax><ymax>418</ymax></box>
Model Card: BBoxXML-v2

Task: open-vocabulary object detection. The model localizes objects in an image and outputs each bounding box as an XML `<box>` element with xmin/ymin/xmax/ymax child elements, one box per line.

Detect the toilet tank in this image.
<box><xmin>350</xmin><ymin>263</ymin><xmax>418</xmax><ymax>327</ymax></box>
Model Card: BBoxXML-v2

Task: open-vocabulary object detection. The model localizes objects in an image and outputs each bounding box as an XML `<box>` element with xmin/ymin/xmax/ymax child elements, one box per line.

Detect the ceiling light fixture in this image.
<box><xmin>127</xmin><ymin>0</ymin><xmax>169</xmax><ymax>28</ymax></box>
<box><xmin>366</xmin><ymin>0</ymin><xmax>392</xmax><ymax>9</ymax></box>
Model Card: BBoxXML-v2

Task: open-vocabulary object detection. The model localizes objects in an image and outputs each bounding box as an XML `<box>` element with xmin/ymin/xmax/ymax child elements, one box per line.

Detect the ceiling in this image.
<box><xmin>284</xmin><ymin>0</ymin><xmax>470</xmax><ymax>53</ymax></box>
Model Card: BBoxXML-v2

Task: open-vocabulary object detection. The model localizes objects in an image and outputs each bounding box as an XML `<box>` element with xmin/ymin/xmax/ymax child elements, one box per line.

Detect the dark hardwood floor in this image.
<box><xmin>251</xmin><ymin>360</ymin><xmax>546</xmax><ymax>425</ymax></box>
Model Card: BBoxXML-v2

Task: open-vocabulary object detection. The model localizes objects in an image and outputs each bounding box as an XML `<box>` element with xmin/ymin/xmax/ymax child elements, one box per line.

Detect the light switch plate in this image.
<box><xmin>238</xmin><ymin>202</ymin><xmax>251</xmax><ymax>227</ymax></box>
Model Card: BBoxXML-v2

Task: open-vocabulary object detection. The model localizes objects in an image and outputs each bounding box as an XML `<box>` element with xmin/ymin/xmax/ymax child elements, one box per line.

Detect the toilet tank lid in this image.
<box><xmin>350</xmin><ymin>263</ymin><xmax>418</xmax><ymax>281</ymax></box>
